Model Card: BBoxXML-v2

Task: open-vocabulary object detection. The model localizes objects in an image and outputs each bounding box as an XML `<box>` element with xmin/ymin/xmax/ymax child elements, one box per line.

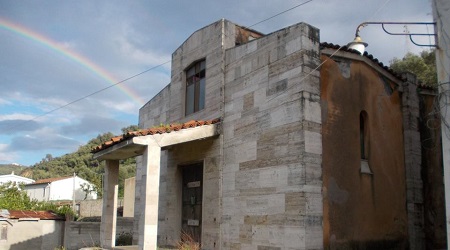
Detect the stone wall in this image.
<box><xmin>64</xmin><ymin>217</ymin><xmax>133</xmax><ymax>250</ymax></box>
<box><xmin>137</xmin><ymin>20</ymin><xmax>323</xmax><ymax>249</ymax></box>
<box><xmin>222</xmin><ymin>22</ymin><xmax>322</xmax><ymax>249</ymax></box>
<box><xmin>138</xmin><ymin>19</ymin><xmax>237</xmax><ymax>129</ymax></box>
<box><xmin>135</xmin><ymin>19</ymin><xmax>235</xmax><ymax>247</ymax></box>
<box><xmin>79</xmin><ymin>199</ymin><xmax>123</xmax><ymax>218</ymax></box>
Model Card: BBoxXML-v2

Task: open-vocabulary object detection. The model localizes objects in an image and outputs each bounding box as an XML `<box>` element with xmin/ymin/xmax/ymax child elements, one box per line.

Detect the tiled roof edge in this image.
<box><xmin>26</xmin><ymin>176</ymin><xmax>72</xmax><ymax>185</ymax></box>
<box><xmin>320</xmin><ymin>42</ymin><xmax>407</xmax><ymax>82</ymax></box>
<box><xmin>92</xmin><ymin>118</ymin><xmax>221</xmax><ymax>154</ymax></box>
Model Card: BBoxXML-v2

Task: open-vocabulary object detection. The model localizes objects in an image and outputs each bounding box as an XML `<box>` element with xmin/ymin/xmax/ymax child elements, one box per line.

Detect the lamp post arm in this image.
<box><xmin>354</xmin><ymin>21</ymin><xmax>437</xmax><ymax>48</ymax></box>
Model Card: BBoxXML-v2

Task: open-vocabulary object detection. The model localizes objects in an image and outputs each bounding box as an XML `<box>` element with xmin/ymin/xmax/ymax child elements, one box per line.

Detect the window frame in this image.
<box><xmin>185</xmin><ymin>59</ymin><xmax>206</xmax><ymax>116</ymax></box>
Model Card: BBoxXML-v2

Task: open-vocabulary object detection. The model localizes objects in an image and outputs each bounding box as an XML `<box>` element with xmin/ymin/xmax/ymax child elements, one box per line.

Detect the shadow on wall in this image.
<box><xmin>8</xmin><ymin>227</ymin><xmax>64</xmax><ymax>250</ymax></box>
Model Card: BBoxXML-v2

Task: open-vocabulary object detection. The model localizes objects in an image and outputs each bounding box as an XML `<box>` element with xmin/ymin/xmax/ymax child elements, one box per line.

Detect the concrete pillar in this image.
<box><xmin>138</xmin><ymin>143</ymin><xmax>161</xmax><ymax>250</ymax></box>
<box><xmin>401</xmin><ymin>73</ymin><xmax>425</xmax><ymax>250</ymax></box>
<box><xmin>100</xmin><ymin>159</ymin><xmax>119</xmax><ymax>248</ymax></box>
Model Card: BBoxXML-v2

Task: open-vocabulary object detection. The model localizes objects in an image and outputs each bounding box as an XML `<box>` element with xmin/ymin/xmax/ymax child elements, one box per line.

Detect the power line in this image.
<box><xmin>244</xmin><ymin>0</ymin><xmax>314</xmax><ymax>29</ymax></box>
<box><xmin>6</xmin><ymin>60</ymin><xmax>171</xmax><ymax>130</ymax></box>
<box><xmin>6</xmin><ymin>0</ymin><xmax>317</xmax><ymax>130</ymax></box>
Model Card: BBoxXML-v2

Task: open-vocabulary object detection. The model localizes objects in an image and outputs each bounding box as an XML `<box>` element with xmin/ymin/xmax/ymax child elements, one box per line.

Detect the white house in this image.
<box><xmin>0</xmin><ymin>172</ymin><xmax>34</xmax><ymax>185</ymax></box>
<box><xmin>23</xmin><ymin>175</ymin><xmax>97</xmax><ymax>201</ymax></box>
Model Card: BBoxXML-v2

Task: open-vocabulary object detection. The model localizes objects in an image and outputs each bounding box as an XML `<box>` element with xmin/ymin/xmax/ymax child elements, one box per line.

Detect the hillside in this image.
<box><xmin>18</xmin><ymin>125</ymin><xmax>139</xmax><ymax>197</ymax></box>
<box><xmin>0</xmin><ymin>164</ymin><xmax>26</xmax><ymax>175</ymax></box>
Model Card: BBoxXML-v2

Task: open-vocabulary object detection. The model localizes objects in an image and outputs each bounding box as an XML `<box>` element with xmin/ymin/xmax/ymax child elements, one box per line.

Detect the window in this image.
<box><xmin>360</xmin><ymin>111</ymin><xmax>370</xmax><ymax>159</ymax></box>
<box><xmin>186</xmin><ymin>60</ymin><xmax>206</xmax><ymax>115</ymax></box>
<box><xmin>360</xmin><ymin>111</ymin><xmax>372</xmax><ymax>174</ymax></box>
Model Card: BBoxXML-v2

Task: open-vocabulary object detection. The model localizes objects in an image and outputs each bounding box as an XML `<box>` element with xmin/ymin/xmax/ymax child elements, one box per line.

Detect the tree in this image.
<box><xmin>0</xmin><ymin>182</ymin><xmax>32</xmax><ymax>210</ymax></box>
<box><xmin>0</xmin><ymin>182</ymin><xmax>75</xmax><ymax>217</ymax></box>
<box><xmin>80</xmin><ymin>183</ymin><xmax>97</xmax><ymax>200</ymax></box>
<box><xmin>25</xmin><ymin>126</ymin><xmax>138</xmax><ymax>198</ymax></box>
<box><xmin>121</xmin><ymin>125</ymin><xmax>139</xmax><ymax>134</ymax></box>
<box><xmin>390</xmin><ymin>50</ymin><xmax>437</xmax><ymax>86</ymax></box>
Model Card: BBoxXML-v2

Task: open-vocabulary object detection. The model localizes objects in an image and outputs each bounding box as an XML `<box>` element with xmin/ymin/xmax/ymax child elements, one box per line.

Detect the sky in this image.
<box><xmin>0</xmin><ymin>0</ymin><xmax>434</xmax><ymax>166</ymax></box>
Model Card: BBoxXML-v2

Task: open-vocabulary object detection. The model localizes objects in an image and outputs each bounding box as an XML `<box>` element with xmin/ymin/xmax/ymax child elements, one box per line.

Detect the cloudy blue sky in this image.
<box><xmin>0</xmin><ymin>0</ymin><xmax>434</xmax><ymax>166</ymax></box>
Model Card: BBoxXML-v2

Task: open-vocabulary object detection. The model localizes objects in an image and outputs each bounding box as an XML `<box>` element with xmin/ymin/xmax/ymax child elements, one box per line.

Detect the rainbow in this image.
<box><xmin>0</xmin><ymin>17</ymin><xmax>146</xmax><ymax>106</ymax></box>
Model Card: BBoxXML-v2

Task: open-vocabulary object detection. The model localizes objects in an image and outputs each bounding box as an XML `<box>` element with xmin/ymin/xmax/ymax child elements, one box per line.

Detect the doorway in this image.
<box><xmin>181</xmin><ymin>162</ymin><xmax>203</xmax><ymax>243</ymax></box>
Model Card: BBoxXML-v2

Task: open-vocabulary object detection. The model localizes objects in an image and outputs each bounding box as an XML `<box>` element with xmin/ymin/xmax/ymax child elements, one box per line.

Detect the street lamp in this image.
<box><xmin>347</xmin><ymin>35</ymin><xmax>368</xmax><ymax>55</ymax></box>
<box><xmin>348</xmin><ymin>21</ymin><xmax>437</xmax><ymax>56</ymax></box>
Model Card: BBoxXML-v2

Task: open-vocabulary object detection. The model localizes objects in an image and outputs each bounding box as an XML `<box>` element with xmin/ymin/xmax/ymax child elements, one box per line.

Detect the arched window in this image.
<box><xmin>185</xmin><ymin>60</ymin><xmax>206</xmax><ymax>115</ymax></box>
<box><xmin>360</xmin><ymin>111</ymin><xmax>369</xmax><ymax>160</ymax></box>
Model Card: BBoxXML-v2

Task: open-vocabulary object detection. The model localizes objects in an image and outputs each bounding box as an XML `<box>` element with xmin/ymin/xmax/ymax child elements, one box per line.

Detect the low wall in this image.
<box><xmin>1</xmin><ymin>219</ymin><xmax>64</xmax><ymax>250</ymax></box>
<box><xmin>79</xmin><ymin>199</ymin><xmax>123</xmax><ymax>217</ymax></box>
<box><xmin>64</xmin><ymin>217</ymin><xmax>133</xmax><ymax>250</ymax></box>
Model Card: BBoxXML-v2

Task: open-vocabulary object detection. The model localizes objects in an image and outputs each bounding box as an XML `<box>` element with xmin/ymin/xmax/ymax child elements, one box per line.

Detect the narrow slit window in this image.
<box><xmin>186</xmin><ymin>60</ymin><xmax>206</xmax><ymax>115</ymax></box>
<box><xmin>360</xmin><ymin>111</ymin><xmax>368</xmax><ymax>160</ymax></box>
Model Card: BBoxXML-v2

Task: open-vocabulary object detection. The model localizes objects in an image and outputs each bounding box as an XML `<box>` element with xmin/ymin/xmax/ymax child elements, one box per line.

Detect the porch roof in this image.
<box><xmin>92</xmin><ymin>119</ymin><xmax>221</xmax><ymax>161</ymax></box>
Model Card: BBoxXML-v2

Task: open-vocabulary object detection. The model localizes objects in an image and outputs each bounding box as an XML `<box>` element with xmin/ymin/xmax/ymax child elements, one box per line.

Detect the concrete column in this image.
<box><xmin>401</xmin><ymin>73</ymin><xmax>425</xmax><ymax>250</ymax></box>
<box><xmin>100</xmin><ymin>159</ymin><xmax>119</xmax><ymax>248</ymax></box>
<box><xmin>138</xmin><ymin>143</ymin><xmax>161</xmax><ymax>250</ymax></box>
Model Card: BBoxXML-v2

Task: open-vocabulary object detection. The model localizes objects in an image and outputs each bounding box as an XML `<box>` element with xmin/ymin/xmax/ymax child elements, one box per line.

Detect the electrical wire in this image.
<box><xmin>5</xmin><ymin>0</ymin><xmax>317</xmax><ymax>131</ymax></box>
<box><xmin>4</xmin><ymin>60</ymin><xmax>171</xmax><ymax>131</ymax></box>
<box><xmin>243</xmin><ymin>0</ymin><xmax>314</xmax><ymax>29</ymax></box>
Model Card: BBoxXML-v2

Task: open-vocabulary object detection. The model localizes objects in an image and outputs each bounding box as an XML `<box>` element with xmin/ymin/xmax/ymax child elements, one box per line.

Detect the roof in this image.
<box><xmin>320</xmin><ymin>42</ymin><xmax>405</xmax><ymax>81</ymax></box>
<box><xmin>92</xmin><ymin>119</ymin><xmax>221</xmax><ymax>153</ymax></box>
<box><xmin>0</xmin><ymin>172</ymin><xmax>35</xmax><ymax>183</ymax></box>
<box><xmin>26</xmin><ymin>176</ymin><xmax>72</xmax><ymax>186</ymax></box>
<box><xmin>0</xmin><ymin>209</ymin><xmax>64</xmax><ymax>220</ymax></box>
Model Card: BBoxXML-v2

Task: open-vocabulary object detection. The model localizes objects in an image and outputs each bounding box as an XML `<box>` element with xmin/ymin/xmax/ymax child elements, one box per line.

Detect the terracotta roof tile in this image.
<box><xmin>27</xmin><ymin>176</ymin><xmax>72</xmax><ymax>185</ymax></box>
<box><xmin>92</xmin><ymin>118</ymin><xmax>221</xmax><ymax>153</ymax></box>
<box><xmin>4</xmin><ymin>210</ymin><xmax>64</xmax><ymax>220</ymax></box>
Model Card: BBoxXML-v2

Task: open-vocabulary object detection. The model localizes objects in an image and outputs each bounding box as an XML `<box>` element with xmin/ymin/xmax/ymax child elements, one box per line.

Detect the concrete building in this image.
<box><xmin>0</xmin><ymin>172</ymin><xmax>34</xmax><ymax>185</ymax></box>
<box><xmin>92</xmin><ymin>19</ymin><xmax>445</xmax><ymax>249</ymax></box>
<box><xmin>24</xmin><ymin>175</ymin><xmax>97</xmax><ymax>202</ymax></box>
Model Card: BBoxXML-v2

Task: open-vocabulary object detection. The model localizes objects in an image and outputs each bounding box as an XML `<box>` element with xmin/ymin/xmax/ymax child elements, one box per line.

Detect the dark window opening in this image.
<box><xmin>186</xmin><ymin>60</ymin><xmax>206</xmax><ymax>115</ymax></box>
<box><xmin>360</xmin><ymin>111</ymin><xmax>369</xmax><ymax>159</ymax></box>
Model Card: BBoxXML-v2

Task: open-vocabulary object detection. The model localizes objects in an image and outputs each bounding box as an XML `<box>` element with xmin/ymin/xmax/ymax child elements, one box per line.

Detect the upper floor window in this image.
<box><xmin>186</xmin><ymin>60</ymin><xmax>206</xmax><ymax>115</ymax></box>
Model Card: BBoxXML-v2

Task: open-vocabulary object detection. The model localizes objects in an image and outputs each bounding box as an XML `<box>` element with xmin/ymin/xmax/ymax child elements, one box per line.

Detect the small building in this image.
<box><xmin>24</xmin><ymin>175</ymin><xmax>97</xmax><ymax>202</ymax></box>
<box><xmin>0</xmin><ymin>209</ymin><xmax>65</xmax><ymax>250</ymax></box>
<box><xmin>92</xmin><ymin>19</ymin><xmax>445</xmax><ymax>249</ymax></box>
<box><xmin>0</xmin><ymin>172</ymin><xmax>34</xmax><ymax>185</ymax></box>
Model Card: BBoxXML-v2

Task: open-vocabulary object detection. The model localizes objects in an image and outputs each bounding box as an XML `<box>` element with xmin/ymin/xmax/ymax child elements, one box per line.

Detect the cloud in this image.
<box><xmin>8</xmin><ymin>129</ymin><xmax>80</xmax><ymax>151</ymax></box>
<box><xmin>0</xmin><ymin>119</ymin><xmax>43</xmax><ymax>134</ymax></box>
<box><xmin>0</xmin><ymin>113</ymin><xmax>36</xmax><ymax>121</ymax></box>
<box><xmin>60</xmin><ymin>115</ymin><xmax>130</xmax><ymax>135</ymax></box>
<box><xmin>0</xmin><ymin>98</ymin><xmax>12</xmax><ymax>105</ymax></box>
<box><xmin>0</xmin><ymin>144</ymin><xmax>17</xmax><ymax>162</ymax></box>
<box><xmin>0</xmin><ymin>0</ymin><xmax>433</xmax><ymax>166</ymax></box>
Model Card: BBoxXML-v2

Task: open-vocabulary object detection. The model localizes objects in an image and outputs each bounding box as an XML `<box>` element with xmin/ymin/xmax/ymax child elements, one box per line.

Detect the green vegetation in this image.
<box><xmin>0</xmin><ymin>164</ymin><xmax>26</xmax><ymax>175</ymax></box>
<box><xmin>390</xmin><ymin>49</ymin><xmax>437</xmax><ymax>86</ymax></box>
<box><xmin>5</xmin><ymin>125</ymin><xmax>139</xmax><ymax>198</ymax></box>
<box><xmin>0</xmin><ymin>182</ymin><xmax>75</xmax><ymax>218</ymax></box>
